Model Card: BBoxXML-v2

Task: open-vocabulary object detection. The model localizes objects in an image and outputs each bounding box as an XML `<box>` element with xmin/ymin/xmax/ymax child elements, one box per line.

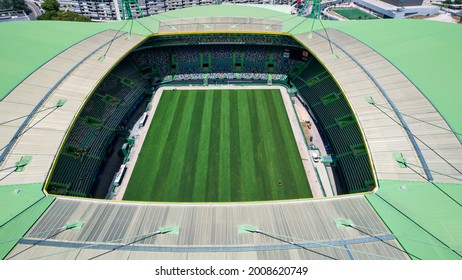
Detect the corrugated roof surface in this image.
<box><xmin>0</xmin><ymin>22</ymin><xmax>112</xmax><ymax>100</ymax></box>
<box><xmin>296</xmin><ymin>29</ymin><xmax>462</xmax><ymax>183</ymax></box>
<box><xmin>157</xmin><ymin>17</ymin><xmax>283</xmax><ymax>33</ymax></box>
<box><xmin>1</xmin><ymin>8</ymin><xmax>460</xmax><ymax>140</ymax></box>
<box><xmin>331</xmin><ymin>19</ymin><xmax>462</xmax><ymax>142</ymax></box>
<box><xmin>0</xmin><ymin>5</ymin><xmax>461</xmax><ymax>260</ymax></box>
<box><xmin>295</xmin><ymin>30</ymin><xmax>421</xmax><ymax>182</ymax></box>
<box><xmin>6</xmin><ymin>196</ymin><xmax>409</xmax><ymax>260</ymax></box>
<box><xmin>0</xmin><ymin>30</ymin><xmax>146</xmax><ymax>185</ymax></box>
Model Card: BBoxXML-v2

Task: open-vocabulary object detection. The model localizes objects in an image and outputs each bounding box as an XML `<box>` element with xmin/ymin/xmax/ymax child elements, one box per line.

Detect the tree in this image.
<box><xmin>36</xmin><ymin>10</ymin><xmax>59</xmax><ymax>20</ymax></box>
<box><xmin>37</xmin><ymin>10</ymin><xmax>91</xmax><ymax>22</ymax></box>
<box><xmin>41</xmin><ymin>0</ymin><xmax>60</xmax><ymax>12</ymax></box>
<box><xmin>38</xmin><ymin>0</ymin><xmax>91</xmax><ymax>22</ymax></box>
<box><xmin>56</xmin><ymin>11</ymin><xmax>91</xmax><ymax>22</ymax></box>
<box><xmin>0</xmin><ymin>0</ymin><xmax>27</xmax><ymax>11</ymax></box>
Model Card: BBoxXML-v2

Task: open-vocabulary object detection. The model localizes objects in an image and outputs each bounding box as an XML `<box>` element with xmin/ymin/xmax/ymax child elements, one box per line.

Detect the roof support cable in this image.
<box><xmin>375</xmin><ymin>193</ymin><xmax>462</xmax><ymax>259</ymax></box>
<box><xmin>287</xmin><ymin>18</ymin><xmax>307</xmax><ymax>35</ymax></box>
<box><xmin>340</xmin><ymin>223</ymin><xmax>421</xmax><ymax>259</ymax></box>
<box><xmin>0</xmin><ymin>165</ymin><xmax>17</xmax><ymax>173</ymax></box>
<box><xmin>369</xmin><ymin>99</ymin><xmax>462</xmax><ymax>176</ymax></box>
<box><xmin>399</xmin><ymin>161</ymin><xmax>462</xmax><ymax>183</ymax></box>
<box><xmin>0</xmin><ymin>106</ymin><xmax>58</xmax><ymax>153</ymax></box>
<box><xmin>0</xmin><ymin>168</ymin><xmax>16</xmax><ymax>182</ymax></box>
<box><xmin>134</xmin><ymin>18</ymin><xmax>154</xmax><ymax>35</ymax></box>
<box><xmin>0</xmin><ymin>99</ymin><xmax>65</xmax><ymax>154</ymax></box>
<box><xmin>0</xmin><ymin>221</ymin><xmax>84</xmax><ymax>246</ymax></box>
<box><xmin>88</xmin><ymin>231</ymin><xmax>159</xmax><ymax>260</ymax></box>
<box><xmin>298</xmin><ymin>10</ymin><xmax>337</xmax><ymax>59</ymax></box>
<box><xmin>257</xmin><ymin>230</ymin><xmax>337</xmax><ymax>260</ymax></box>
<box><xmin>0</xmin><ymin>105</ymin><xmax>58</xmax><ymax>127</ymax></box>
<box><xmin>340</xmin><ymin>223</ymin><xmax>462</xmax><ymax>256</ymax></box>
<box><xmin>28</xmin><ymin>226</ymin><xmax>179</xmax><ymax>260</ymax></box>
<box><xmin>315</xmin><ymin>29</ymin><xmax>433</xmax><ymax>181</ymax></box>
<box><xmin>5</xmin><ymin>221</ymin><xmax>84</xmax><ymax>260</ymax></box>
<box><xmin>238</xmin><ymin>225</ymin><xmax>397</xmax><ymax>260</ymax></box>
<box><xmin>0</xmin><ymin>164</ymin><xmax>19</xmax><ymax>182</ymax></box>
<box><xmin>0</xmin><ymin>196</ymin><xmax>47</xmax><ymax>230</ymax></box>
<box><xmin>0</xmin><ymin>100</ymin><xmax>64</xmax><ymax>166</ymax></box>
<box><xmin>6</xmin><ymin>228</ymin><xmax>67</xmax><ymax>260</ymax></box>
<box><xmin>373</xmin><ymin>102</ymin><xmax>462</xmax><ymax>136</ymax></box>
<box><xmin>128</xmin><ymin>16</ymin><xmax>134</xmax><ymax>39</ymax></box>
<box><xmin>99</xmin><ymin>20</ymin><xmax>129</xmax><ymax>61</ymax></box>
<box><xmin>317</xmin><ymin>19</ymin><xmax>337</xmax><ymax>59</ymax></box>
<box><xmin>396</xmin><ymin>160</ymin><xmax>462</xmax><ymax>208</ymax></box>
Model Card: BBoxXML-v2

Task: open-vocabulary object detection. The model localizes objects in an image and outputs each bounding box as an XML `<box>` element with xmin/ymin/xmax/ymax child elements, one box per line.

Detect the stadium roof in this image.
<box><xmin>367</xmin><ymin>180</ymin><xmax>462</xmax><ymax>259</ymax></box>
<box><xmin>0</xmin><ymin>4</ymin><xmax>461</xmax><ymax>259</ymax></box>
<box><xmin>0</xmin><ymin>183</ymin><xmax>54</xmax><ymax>258</ymax></box>
<box><xmin>330</xmin><ymin>19</ymin><xmax>462</xmax><ymax>141</ymax></box>
<box><xmin>1</xmin><ymin>6</ymin><xmax>461</xmax><ymax>136</ymax></box>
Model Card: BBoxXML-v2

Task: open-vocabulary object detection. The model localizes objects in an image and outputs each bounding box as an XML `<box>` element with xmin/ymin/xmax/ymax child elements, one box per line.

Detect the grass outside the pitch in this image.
<box><xmin>332</xmin><ymin>8</ymin><xmax>378</xmax><ymax>20</ymax></box>
<box><xmin>123</xmin><ymin>89</ymin><xmax>312</xmax><ymax>202</ymax></box>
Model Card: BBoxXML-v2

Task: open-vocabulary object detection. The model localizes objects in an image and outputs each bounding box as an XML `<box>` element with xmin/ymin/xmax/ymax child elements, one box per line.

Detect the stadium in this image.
<box><xmin>0</xmin><ymin>4</ymin><xmax>461</xmax><ymax>260</ymax></box>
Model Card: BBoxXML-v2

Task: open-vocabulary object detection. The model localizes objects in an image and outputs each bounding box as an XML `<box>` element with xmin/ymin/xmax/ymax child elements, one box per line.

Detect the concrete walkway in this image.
<box><xmin>423</xmin><ymin>12</ymin><xmax>460</xmax><ymax>24</ymax></box>
<box><xmin>112</xmin><ymin>90</ymin><xmax>164</xmax><ymax>200</ymax></box>
<box><xmin>292</xmin><ymin>96</ymin><xmax>336</xmax><ymax>197</ymax></box>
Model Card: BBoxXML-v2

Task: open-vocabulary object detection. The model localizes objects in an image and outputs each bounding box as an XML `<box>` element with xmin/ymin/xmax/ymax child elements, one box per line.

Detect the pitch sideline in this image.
<box><xmin>113</xmin><ymin>85</ymin><xmax>328</xmax><ymax>201</ymax></box>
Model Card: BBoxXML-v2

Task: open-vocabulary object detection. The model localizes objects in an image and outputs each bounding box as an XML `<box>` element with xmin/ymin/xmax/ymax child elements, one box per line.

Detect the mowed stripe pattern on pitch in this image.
<box><xmin>124</xmin><ymin>89</ymin><xmax>312</xmax><ymax>202</ymax></box>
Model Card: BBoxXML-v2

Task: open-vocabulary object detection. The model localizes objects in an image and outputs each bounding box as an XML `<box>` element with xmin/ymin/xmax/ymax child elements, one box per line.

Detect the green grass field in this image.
<box><xmin>333</xmin><ymin>8</ymin><xmax>378</xmax><ymax>20</ymax></box>
<box><xmin>123</xmin><ymin>89</ymin><xmax>312</xmax><ymax>202</ymax></box>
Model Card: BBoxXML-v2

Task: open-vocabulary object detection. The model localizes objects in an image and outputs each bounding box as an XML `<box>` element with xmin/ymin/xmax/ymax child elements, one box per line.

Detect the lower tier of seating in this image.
<box><xmin>48</xmin><ymin>56</ymin><xmax>148</xmax><ymax>197</ymax></box>
<box><xmin>336</xmin><ymin>154</ymin><xmax>374</xmax><ymax>193</ymax></box>
<box><xmin>311</xmin><ymin>97</ymin><xmax>352</xmax><ymax>128</ymax></box>
<box><xmin>48</xmin><ymin>155</ymin><xmax>101</xmax><ymax>197</ymax></box>
<box><xmin>325</xmin><ymin>124</ymin><xmax>364</xmax><ymax>155</ymax></box>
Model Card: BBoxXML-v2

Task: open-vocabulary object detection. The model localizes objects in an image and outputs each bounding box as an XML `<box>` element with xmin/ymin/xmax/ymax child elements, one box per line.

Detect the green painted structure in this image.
<box><xmin>367</xmin><ymin>180</ymin><xmax>462</xmax><ymax>259</ymax></box>
<box><xmin>0</xmin><ymin>184</ymin><xmax>54</xmax><ymax>259</ymax></box>
<box><xmin>0</xmin><ymin>4</ymin><xmax>461</xmax><ymax>259</ymax></box>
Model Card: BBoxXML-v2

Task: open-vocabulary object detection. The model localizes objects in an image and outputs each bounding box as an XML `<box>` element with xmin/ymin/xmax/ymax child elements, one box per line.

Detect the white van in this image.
<box><xmin>312</xmin><ymin>152</ymin><xmax>320</xmax><ymax>163</ymax></box>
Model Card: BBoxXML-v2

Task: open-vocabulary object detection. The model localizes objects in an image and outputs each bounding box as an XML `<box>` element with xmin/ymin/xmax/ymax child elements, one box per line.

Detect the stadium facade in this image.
<box><xmin>59</xmin><ymin>0</ymin><xmax>441</xmax><ymax>21</ymax></box>
<box><xmin>379</xmin><ymin>0</ymin><xmax>423</xmax><ymax>6</ymax></box>
<box><xmin>0</xmin><ymin>5</ymin><xmax>461</xmax><ymax>260</ymax></box>
<box><xmin>354</xmin><ymin>0</ymin><xmax>440</xmax><ymax>18</ymax></box>
<box><xmin>65</xmin><ymin>0</ymin><xmax>291</xmax><ymax>20</ymax></box>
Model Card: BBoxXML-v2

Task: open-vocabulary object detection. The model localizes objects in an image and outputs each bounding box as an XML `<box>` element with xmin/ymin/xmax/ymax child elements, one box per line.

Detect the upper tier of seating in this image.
<box><xmin>130</xmin><ymin>44</ymin><xmax>304</xmax><ymax>78</ymax></box>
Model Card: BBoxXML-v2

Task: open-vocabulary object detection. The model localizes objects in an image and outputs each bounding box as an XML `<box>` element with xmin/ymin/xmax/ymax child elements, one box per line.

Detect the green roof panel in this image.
<box><xmin>366</xmin><ymin>180</ymin><xmax>462</xmax><ymax>260</ymax></box>
<box><xmin>0</xmin><ymin>21</ymin><xmax>112</xmax><ymax>100</ymax></box>
<box><xmin>0</xmin><ymin>183</ymin><xmax>54</xmax><ymax>259</ymax></box>
<box><xmin>333</xmin><ymin>19</ymin><xmax>462</xmax><ymax>141</ymax></box>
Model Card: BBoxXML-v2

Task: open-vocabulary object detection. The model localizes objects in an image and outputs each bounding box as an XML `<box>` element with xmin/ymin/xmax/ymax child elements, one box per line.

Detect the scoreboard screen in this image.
<box><xmin>283</xmin><ymin>48</ymin><xmax>309</xmax><ymax>61</ymax></box>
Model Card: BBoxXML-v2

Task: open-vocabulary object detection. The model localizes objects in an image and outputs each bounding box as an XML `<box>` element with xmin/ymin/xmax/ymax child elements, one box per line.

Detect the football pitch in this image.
<box><xmin>123</xmin><ymin>88</ymin><xmax>312</xmax><ymax>202</ymax></box>
<box><xmin>332</xmin><ymin>8</ymin><xmax>378</xmax><ymax>20</ymax></box>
